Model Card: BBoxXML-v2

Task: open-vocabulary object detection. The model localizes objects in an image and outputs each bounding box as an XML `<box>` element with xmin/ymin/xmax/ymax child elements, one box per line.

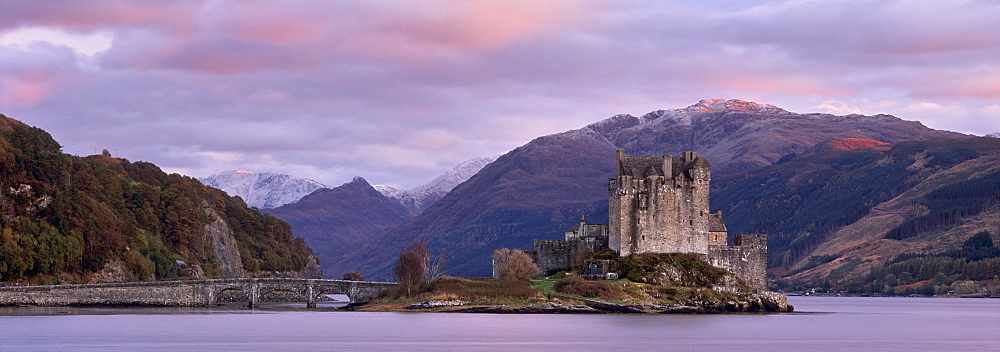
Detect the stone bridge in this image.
<box><xmin>0</xmin><ymin>278</ymin><xmax>397</xmax><ymax>308</ymax></box>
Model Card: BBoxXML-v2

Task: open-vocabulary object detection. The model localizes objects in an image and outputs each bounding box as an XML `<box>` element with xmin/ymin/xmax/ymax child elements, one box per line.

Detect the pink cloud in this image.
<box><xmin>213</xmin><ymin>4</ymin><xmax>329</xmax><ymax>45</ymax></box>
<box><xmin>0</xmin><ymin>2</ymin><xmax>198</xmax><ymax>37</ymax></box>
<box><xmin>705</xmin><ymin>74</ymin><xmax>855</xmax><ymax>97</ymax></box>
<box><xmin>0</xmin><ymin>77</ymin><xmax>51</xmax><ymax>108</ymax></box>
<box><xmin>393</xmin><ymin>1</ymin><xmax>579</xmax><ymax>51</ymax></box>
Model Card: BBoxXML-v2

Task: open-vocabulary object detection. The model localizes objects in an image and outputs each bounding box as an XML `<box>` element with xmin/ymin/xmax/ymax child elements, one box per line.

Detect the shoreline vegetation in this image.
<box><xmin>351</xmin><ymin>249</ymin><xmax>799</xmax><ymax>314</ymax></box>
<box><xmin>346</xmin><ymin>276</ymin><xmax>793</xmax><ymax>314</ymax></box>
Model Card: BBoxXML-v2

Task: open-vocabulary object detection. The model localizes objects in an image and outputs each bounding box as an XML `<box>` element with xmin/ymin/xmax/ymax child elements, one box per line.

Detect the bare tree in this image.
<box><xmin>393</xmin><ymin>242</ymin><xmax>448</xmax><ymax>296</ymax></box>
<box><xmin>424</xmin><ymin>249</ymin><xmax>447</xmax><ymax>283</ymax></box>
<box><xmin>493</xmin><ymin>248</ymin><xmax>539</xmax><ymax>281</ymax></box>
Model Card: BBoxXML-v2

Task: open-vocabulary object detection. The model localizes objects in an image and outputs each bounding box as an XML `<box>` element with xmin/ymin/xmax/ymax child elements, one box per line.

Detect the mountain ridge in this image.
<box><xmin>331</xmin><ymin>100</ymin><xmax>969</xmax><ymax>279</ymax></box>
<box><xmin>200</xmin><ymin>170</ymin><xmax>325</xmax><ymax>209</ymax></box>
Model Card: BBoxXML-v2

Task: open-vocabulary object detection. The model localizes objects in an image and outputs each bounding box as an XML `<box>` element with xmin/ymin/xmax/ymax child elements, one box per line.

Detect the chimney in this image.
<box><xmin>663</xmin><ymin>155</ymin><xmax>673</xmax><ymax>180</ymax></box>
<box><xmin>616</xmin><ymin>148</ymin><xmax>625</xmax><ymax>175</ymax></box>
<box><xmin>684</xmin><ymin>151</ymin><xmax>698</xmax><ymax>163</ymax></box>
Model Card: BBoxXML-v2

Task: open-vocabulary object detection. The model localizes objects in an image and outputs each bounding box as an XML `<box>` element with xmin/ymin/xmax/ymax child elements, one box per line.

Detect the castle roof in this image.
<box><xmin>619</xmin><ymin>156</ymin><xmax>664</xmax><ymax>178</ymax></box>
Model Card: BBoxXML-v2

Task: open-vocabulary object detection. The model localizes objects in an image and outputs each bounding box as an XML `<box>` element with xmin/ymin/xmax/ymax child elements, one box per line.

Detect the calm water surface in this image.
<box><xmin>0</xmin><ymin>296</ymin><xmax>997</xmax><ymax>351</ymax></box>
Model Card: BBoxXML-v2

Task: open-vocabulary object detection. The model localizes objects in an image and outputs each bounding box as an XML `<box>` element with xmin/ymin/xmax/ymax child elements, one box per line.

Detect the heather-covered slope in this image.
<box><xmin>591</xmin><ymin>99</ymin><xmax>962</xmax><ymax>175</ymax></box>
<box><xmin>265</xmin><ymin>177</ymin><xmax>413</xmax><ymax>278</ymax></box>
<box><xmin>0</xmin><ymin>114</ymin><xmax>316</xmax><ymax>284</ymax></box>
<box><xmin>337</xmin><ymin>100</ymin><xmax>969</xmax><ymax>279</ymax></box>
<box><xmin>711</xmin><ymin>137</ymin><xmax>1000</xmax><ymax>290</ymax></box>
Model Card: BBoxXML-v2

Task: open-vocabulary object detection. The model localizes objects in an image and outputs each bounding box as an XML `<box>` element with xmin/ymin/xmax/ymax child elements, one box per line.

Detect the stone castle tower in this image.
<box><xmin>609</xmin><ymin>149</ymin><xmax>711</xmax><ymax>256</ymax></box>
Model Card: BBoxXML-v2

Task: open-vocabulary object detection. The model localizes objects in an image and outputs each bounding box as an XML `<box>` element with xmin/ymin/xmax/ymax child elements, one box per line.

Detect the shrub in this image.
<box><xmin>492</xmin><ymin>248</ymin><xmax>539</xmax><ymax>281</ymax></box>
<box><xmin>553</xmin><ymin>275</ymin><xmax>625</xmax><ymax>300</ymax></box>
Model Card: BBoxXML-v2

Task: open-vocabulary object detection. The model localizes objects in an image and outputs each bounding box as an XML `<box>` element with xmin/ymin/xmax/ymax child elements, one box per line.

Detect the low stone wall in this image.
<box><xmin>533</xmin><ymin>237</ymin><xmax>609</xmax><ymax>274</ymax></box>
<box><xmin>707</xmin><ymin>234</ymin><xmax>767</xmax><ymax>289</ymax></box>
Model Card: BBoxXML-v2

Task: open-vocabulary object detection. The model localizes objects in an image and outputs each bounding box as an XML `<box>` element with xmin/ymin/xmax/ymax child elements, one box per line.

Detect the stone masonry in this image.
<box><xmin>0</xmin><ymin>278</ymin><xmax>396</xmax><ymax>308</ymax></box>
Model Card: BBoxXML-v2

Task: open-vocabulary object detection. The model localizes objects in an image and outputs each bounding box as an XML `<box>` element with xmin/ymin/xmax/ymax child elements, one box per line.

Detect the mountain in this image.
<box><xmin>711</xmin><ymin>137</ymin><xmax>1000</xmax><ymax>290</ymax></box>
<box><xmin>805</xmin><ymin>137</ymin><xmax>890</xmax><ymax>153</ymax></box>
<box><xmin>265</xmin><ymin>177</ymin><xmax>413</xmax><ymax>278</ymax></box>
<box><xmin>0</xmin><ymin>114</ymin><xmax>318</xmax><ymax>284</ymax></box>
<box><xmin>200</xmin><ymin>170</ymin><xmax>325</xmax><ymax>209</ymax></box>
<box><xmin>374</xmin><ymin>156</ymin><xmax>499</xmax><ymax>215</ymax></box>
<box><xmin>589</xmin><ymin>99</ymin><xmax>961</xmax><ymax>175</ymax></box>
<box><xmin>333</xmin><ymin>99</ymin><xmax>968</xmax><ymax>279</ymax></box>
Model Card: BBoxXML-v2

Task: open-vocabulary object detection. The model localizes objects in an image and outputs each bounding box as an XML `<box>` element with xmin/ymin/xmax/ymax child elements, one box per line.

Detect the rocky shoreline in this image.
<box><xmin>375</xmin><ymin>291</ymin><xmax>793</xmax><ymax>314</ymax></box>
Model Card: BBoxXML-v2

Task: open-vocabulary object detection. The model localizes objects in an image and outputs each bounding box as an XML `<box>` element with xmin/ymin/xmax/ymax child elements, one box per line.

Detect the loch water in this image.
<box><xmin>0</xmin><ymin>296</ymin><xmax>997</xmax><ymax>351</ymax></box>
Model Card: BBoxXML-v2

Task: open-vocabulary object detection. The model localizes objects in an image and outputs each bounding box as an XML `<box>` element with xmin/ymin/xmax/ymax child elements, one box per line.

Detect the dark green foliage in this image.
<box><xmin>885</xmin><ymin>172</ymin><xmax>1000</xmax><ymax>240</ymax></box>
<box><xmin>617</xmin><ymin>253</ymin><xmax>731</xmax><ymax>287</ymax></box>
<box><xmin>0</xmin><ymin>117</ymin><xmax>312</xmax><ymax>282</ymax></box>
<box><xmin>963</xmin><ymin>231</ymin><xmax>995</xmax><ymax>251</ymax></box>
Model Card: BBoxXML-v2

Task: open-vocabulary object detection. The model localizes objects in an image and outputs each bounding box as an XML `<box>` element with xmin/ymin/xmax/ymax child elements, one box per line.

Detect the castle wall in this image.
<box><xmin>707</xmin><ymin>234</ymin><xmax>768</xmax><ymax>289</ymax></box>
<box><xmin>533</xmin><ymin>237</ymin><xmax>608</xmax><ymax>274</ymax></box>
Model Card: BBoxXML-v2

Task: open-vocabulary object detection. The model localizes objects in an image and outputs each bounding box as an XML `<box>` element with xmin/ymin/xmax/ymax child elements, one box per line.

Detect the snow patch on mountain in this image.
<box><xmin>683</xmin><ymin>99</ymin><xmax>788</xmax><ymax>114</ymax></box>
<box><xmin>374</xmin><ymin>155</ymin><xmax>499</xmax><ymax>214</ymax></box>
<box><xmin>200</xmin><ymin>170</ymin><xmax>325</xmax><ymax>209</ymax></box>
<box><xmin>588</xmin><ymin>99</ymin><xmax>790</xmax><ymax>133</ymax></box>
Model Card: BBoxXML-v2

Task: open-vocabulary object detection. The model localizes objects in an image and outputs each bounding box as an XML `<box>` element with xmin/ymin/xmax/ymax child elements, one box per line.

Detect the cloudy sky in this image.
<box><xmin>1</xmin><ymin>1</ymin><xmax>998</xmax><ymax>188</ymax></box>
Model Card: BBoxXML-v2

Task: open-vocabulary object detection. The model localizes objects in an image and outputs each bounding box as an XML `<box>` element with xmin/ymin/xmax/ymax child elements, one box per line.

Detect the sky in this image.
<box><xmin>1</xmin><ymin>1</ymin><xmax>998</xmax><ymax>189</ymax></box>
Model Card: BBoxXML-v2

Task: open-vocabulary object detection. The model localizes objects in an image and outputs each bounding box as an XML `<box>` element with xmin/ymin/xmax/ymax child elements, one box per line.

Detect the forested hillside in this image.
<box><xmin>0</xmin><ymin>115</ymin><xmax>315</xmax><ymax>284</ymax></box>
<box><xmin>712</xmin><ymin>137</ymin><xmax>999</xmax><ymax>292</ymax></box>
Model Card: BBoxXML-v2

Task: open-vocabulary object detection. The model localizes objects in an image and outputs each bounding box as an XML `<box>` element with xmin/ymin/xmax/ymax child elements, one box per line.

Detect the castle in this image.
<box><xmin>520</xmin><ymin>149</ymin><xmax>767</xmax><ymax>289</ymax></box>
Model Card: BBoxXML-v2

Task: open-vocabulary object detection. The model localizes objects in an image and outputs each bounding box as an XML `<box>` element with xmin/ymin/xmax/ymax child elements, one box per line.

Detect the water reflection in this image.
<box><xmin>0</xmin><ymin>297</ymin><xmax>996</xmax><ymax>351</ymax></box>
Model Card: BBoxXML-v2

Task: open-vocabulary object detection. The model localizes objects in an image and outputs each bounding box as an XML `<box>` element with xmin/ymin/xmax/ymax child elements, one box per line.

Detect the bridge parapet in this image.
<box><xmin>0</xmin><ymin>278</ymin><xmax>397</xmax><ymax>308</ymax></box>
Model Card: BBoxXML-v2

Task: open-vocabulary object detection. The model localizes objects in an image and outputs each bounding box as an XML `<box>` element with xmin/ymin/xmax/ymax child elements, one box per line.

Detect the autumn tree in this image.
<box><xmin>392</xmin><ymin>241</ymin><xmax>448</xmax><ymax>296</ymax></box>
<box><xmin>393</xmin><ymin>242</ymin><xmax>428</xmax><ymax>296</ymax></box>
<box><xmin>343</xmin><ymin>271</ymin><xmax>363</xmax><ymax>281</ymax></box>
<box><xmin>493</xmin><ymin>248</ymin><xmax>539</xmax><ymax>281</ymax></box>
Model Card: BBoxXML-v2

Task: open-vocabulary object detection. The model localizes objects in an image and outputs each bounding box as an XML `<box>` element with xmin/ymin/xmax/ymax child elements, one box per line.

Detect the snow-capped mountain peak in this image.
<box><xmin>682</xmin><ymin>99</ymin><xmax>788</xmax><ymax>114</ymax></box>
<box><xmin>200</xmin><ymin>170</ymin><xmax>325</xmax><ymax>209</ymax></box>
<box><xmin>374</xmin><ymin>155</ymin><xmax>499</xmax><ymax>213</ymax></box>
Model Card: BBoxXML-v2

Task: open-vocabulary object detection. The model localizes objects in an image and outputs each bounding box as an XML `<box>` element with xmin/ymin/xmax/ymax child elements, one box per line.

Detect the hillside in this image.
<box><xmin>333</xmin><ymin>100</ymin><xmax>967</xmax><ymax>279</ymax></box>
<box><xmin>265</xmin><ymin>177</ymin><xmax>413</xmax><ymax>278</ymax></box>
<box><xmin>0</xmin><ymin>114</ymin><xmax>317</xmax><ymax>284</ymax></box>
<box><xmin>711</xmin><ymin>137</ymin><xmax>1000</xmax><ymax>290</ymax></box>
<box><xmin>329</xmin><ymin>129</ymin><xmax>618</xmax><ymax>278</ymax></box>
